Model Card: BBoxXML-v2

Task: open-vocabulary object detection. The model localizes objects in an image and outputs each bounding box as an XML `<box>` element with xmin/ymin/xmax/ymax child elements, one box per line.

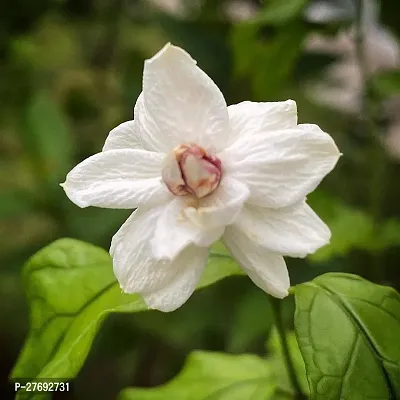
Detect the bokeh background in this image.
<box><xmin>1</xmin><ymin>0</ymin><xmax>400</xmax><ymax>398</ymax></box>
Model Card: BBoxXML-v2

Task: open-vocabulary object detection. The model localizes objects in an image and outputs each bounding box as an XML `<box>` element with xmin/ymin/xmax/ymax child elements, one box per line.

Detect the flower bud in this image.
<box><xmin>162</xmin><ymin>144</ymin><xmax>222</xmax><ymax>198</ymax></box>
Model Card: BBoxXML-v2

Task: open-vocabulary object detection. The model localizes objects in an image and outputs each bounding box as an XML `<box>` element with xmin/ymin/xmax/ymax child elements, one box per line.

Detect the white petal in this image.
<box><xmin>132</xmin><ymin>92</ymin><xmax>170</xmax><ymax>153</ymax></box>
<box><xmin>221</xmin><ymin>123</ymin><xmax>341</xmax><ymax>208</ymax></box>
<box><xmin>151</xmin><ymin>177</ymin><xmax>249</xmax><ymax>260</ymax></box>
<box><xmin>223</xmin><ymin>226</ymin><xmax>290</xmax><ymax>298</ymax></box>
<box><xmin>111</xmin><ymin>207</ymin><xmax>199</xmax><ymax>294</ymax></box>
<box><xmin>151</xmin><ymin>198</ymin><xmax>224</xmax><ymax>261</ymax></box>
<box><xmin>141</xmin><ymin>246</ymin><xmax>208</xmax><ymax>312</ymax></box>
<box><xmin>228</xmin><ymin>100</ymin><xmax>297</xmax><ymax>141</ymax></box>
<box><xmin>143</xmin><ymin>43</ymin><xmax>231</xmax><ymax>152</ymax></box>
<box><xmin>183</xmin><ymin>176</ymin><xmax>250</xmax><ymax>230</ymax></box>
<box><xmin>103</xmin><ymin>93</ymin><xmax>169</xmax><ymax>153</ymax></box>
<box><xmin>62</xmin><ymin>149</ymin><xmax>170</xmax><ymax>208</ymax></box>
<box><xmin>102</xmin><ymin>120</ymin><xmax>144</xmax><ymax>152</ymax></box>
<box><xmin>234</xmin><ymin>201</ymin><xmax>331</xmax><ymax>258</ymax></box>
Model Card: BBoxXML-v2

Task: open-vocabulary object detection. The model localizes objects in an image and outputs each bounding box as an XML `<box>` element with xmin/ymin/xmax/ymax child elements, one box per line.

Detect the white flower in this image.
<box><xmin>62</xmin><ymin>43</ymin><xmax>341</xmax><ymax>312</ymax></box>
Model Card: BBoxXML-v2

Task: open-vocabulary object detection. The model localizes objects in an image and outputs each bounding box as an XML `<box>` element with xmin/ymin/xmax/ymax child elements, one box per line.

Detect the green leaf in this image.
<box><xmin>254</xmin><ymin>25</ymin><xmax>307</xmax><ymax>98</ymax></box>
<box><xmin>378</xmin><ymin>219</ymin><xmax>400</xmax><ymax>249</ymax></box>
<box><xmin>293</xmin><ymin>273</ymin><xmax>400</xmax><ymax>399</ymax></box>
<box><xmin>254</xmin><ymin>0</ymin><xmax>308</xmax><ymax>25</ymax></box>
<box><xmin>231</xmin><ymin>22</ymin><xmax>307</xmax><ymax>99</ymax></box>
<box><xmin>118</xmin><ymin>329</ymin><xmax>307</xmax><ymax>400</ymax></box>
<box><xmin>372</xmin><ymin>69</ymin><xmax>400</xmax><ymax>96</ymax></box>
<box><xmin>118</xmin><ymin>351</ymin><xmax>276</xmax><ymax>400</ymax></box>
<box><xmin>12</xmin><ymin>239</ymin><xmax>243</xmax><ymax>398</ymax></box>
<box><xmin>22</xmin><ymin>91</ymin><xmax>74</xmax><ymax>185</ymax></box>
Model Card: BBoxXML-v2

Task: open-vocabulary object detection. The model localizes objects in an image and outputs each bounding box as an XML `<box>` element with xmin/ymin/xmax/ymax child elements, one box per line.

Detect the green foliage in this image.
<box><xmin>2</xmin><ymin>0</ymin><xmax>400</xmax><ymax>398</ymax></box>
<box><xmin>118</xmin><ymin>327</ymin><xmax>310</xmax><ymax>400</ymax></box>
<box><xmin>294</xmin><ymin>273</ymin><xmax>400</xmax><ymax>399</ymax></box>
<box><xmin>267</xmin><ymin>330</ymin><xmax>308</xmax><ymax>396</ymax></box>
<box><xmin>311</xmin><ymin>203</ymin><xmax>374</xmax><ymax>261</ymax></box>
<box><xmin>372</xmin><ymin>69</ymin><xmax>400</xmax><ymax>96</ymax></box>
<box><xmin>309</xmin><ymin>194</ymin><xmax>400</xmax><ymax>262</ymax></box>
<box><xmin>227</xmin><ymin>289</ymin><xmax>273</xmax><ymax>353</ymax></box>
<box><xmin>0</xmin><ymin>190</ymin><xmax>33</xmax><ymax>219</ymax></box>
<box><xmin>22</xmin><ymin>91</ymin><xmax>74</xmax><ymax>185</ymax></box>
<box><xmin>12</xmin><ymin>239</ymin><xmax>242</xmax><ymax>398</ymax></box>
<box><xmin>119</xmin><ymin>351</ymin><xmax>275</xmax><ymax>400</ymax></box>
<box><xmin>231</xmin><ymin>22</ymin><xmax>307</xmax><ymax>99</ymax></box>
<box><xmin>230</xmin><ymin>0</ymin><xmax>308</xmax><ymax>99</ymax></box>
<box><xmin>254</xmin><ymin>0</ymin><xmax>309</xmax><ymax>25</ymax></box>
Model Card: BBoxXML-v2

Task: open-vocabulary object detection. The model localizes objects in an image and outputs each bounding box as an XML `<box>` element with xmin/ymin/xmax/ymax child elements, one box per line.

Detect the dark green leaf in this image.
<box><xmin>294</xmin><ymin>273</ymin><xmax>400</xmax><ymax>399</ymax></box>
<box><xmin>118</xmin><ymin>351</ymin><xmax>276</xmax><ymax>400</ymax></box>
<box><xmin>12</xmin><ymin>239</ymin><xmax>242</xmax><ymax>399</ymax></box>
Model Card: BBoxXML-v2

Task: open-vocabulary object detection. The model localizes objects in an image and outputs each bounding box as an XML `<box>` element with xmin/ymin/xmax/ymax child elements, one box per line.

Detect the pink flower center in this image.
<box><xmin>162</xmin><ymin>143</ymin><xmax>222</xmax><ymax>198</ymax></box>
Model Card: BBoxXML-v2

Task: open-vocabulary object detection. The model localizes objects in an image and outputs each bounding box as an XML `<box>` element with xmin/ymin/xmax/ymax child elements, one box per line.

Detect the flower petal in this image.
<box><xmin>102</xmin><ymin>120</ymin><xmax>143</xmax><ymax>152</ymax></box>
<box><xmin>143</xmin><ymin>43</ymin><xmax>231</xmax><ymax>152</ymax></box>
<box><xmin>151</xmin><ymin>198</ymin><xmax>225</xmax><ymax>261</ymax></box>
<box><xmin>62</xmin><ymin>149</ymin><xmax>170</xmax><ymax>208</ymax></box>
<box><xmin>183</xmin><ymin>176</ymin><xmax>250</xmax><ymax>230</ymax></box>
<box><xmin>234</xmin><ymin>201</ymin><xmax>331</xmax><ymax>258</ymax></box>
<box><xmin>228</xmin><ymin>100</ymin><xmax>297</xmax><ymax>140</ymax></box>
<box><xmin>111</xmin><ymin>207</ymin><xmax>203</xmax><ymax>294</ymax></box>
<box><xmin>151</xmin><ymin>177</ymin><xmax>250</xmax><ymax>261</ymax></box>
<box><xmin>221</xmin><ymin>123</ymin><xmax>341</xmax><ymax>208</ymax></box>
<box><xmin>141</xmin><ymin>246</ymin><xmax>208</xmax><ymax>312</ymax></box>
<box><xmin>103</xmin><ymin>93</ymin><xmax>168</xmax><ymax>153</ymax></box>
<box><xmin>223</xmin><ymin>226</ymin><xmax>290</xmax><ymax>298</ymax></box>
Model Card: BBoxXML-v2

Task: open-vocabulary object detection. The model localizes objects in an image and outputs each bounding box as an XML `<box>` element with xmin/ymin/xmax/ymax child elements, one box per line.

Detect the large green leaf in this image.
<box><xmin>293</xmin><ymin>273</ymin><xmax>400</xmax><ymax>399</ymax></box>
<box><xmin>12</xmin><ymin>239</ymin><xmax>243</xmax><ymax>398</ymax></box>
<box><xmin>119</xmin><ymin>351</ymin><xmax>276</xmax><ymax>400</ymax></box>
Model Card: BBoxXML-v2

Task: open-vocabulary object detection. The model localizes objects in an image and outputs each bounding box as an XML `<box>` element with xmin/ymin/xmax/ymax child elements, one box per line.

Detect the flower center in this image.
<box><xmin>162</xmin><ymin>143</ymin><xmax>222</xmax><ymax>198</ymax></box>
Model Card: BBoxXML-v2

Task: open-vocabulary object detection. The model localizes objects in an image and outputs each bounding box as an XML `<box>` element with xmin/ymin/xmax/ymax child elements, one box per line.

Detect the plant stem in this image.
<box><xmin>354</xmin><ymin>0</ymin><xmax>387</xmax><ymax>283</ymax></box>
<box><xmin>354</xmin><ymin>0</ymin><xmax>379</xmax><ymax>142</ymax></box>
<box><xmin>354</xmin><ymin>0</ymin><xmax>368</xmax><ymax>117</ymax></box>
<box><xmin>270</xmin><ymin>298</ymin><xmax>307</xmax><ymax>400</ymax></box>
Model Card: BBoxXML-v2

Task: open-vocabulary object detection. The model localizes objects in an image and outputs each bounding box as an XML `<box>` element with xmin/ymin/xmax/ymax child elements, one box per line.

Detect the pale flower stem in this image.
<box><xmin>270</xmin><ymin>298</ymin><xmax>307</xmax><ymax>400</ymax></box>
<box><xmin>354</xmin><ymin>0</ymin><xmax>387</xmax><ymax>282</ymax></box>
<box><xmin>354</xmin><ymin>0</ymin><xmax>378</xmax><ymax>142</ymax></box>
<box><xmin>354</xmin><ymin>0</ymin><xmax>369</xmax><ymax>119</ymax></box>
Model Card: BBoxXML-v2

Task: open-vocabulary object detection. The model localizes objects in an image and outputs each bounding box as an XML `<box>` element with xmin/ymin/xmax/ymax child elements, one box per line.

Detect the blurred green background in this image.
<box><xmin>1</xmin><ymin>0</ymin><xmax>400</xmax><ymax>398</ymax></box>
